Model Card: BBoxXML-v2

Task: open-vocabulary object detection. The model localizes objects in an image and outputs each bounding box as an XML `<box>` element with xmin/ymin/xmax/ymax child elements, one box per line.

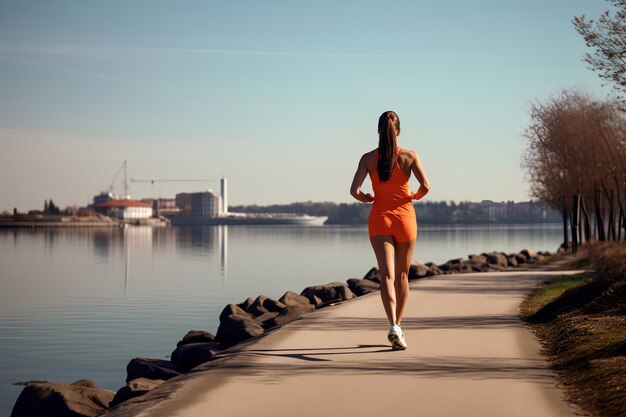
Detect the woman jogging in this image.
<box><xmin>349</xmin><ymin>111</ymin><xmax>430</xmax><ymax>350</ymax></box>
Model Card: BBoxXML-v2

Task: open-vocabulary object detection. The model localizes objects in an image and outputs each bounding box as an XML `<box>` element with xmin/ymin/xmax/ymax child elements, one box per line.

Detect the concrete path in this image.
<box><xmin>106</xmin><ymin>271</ymin><xmax>585</xmax><ymax>417</ymax></box>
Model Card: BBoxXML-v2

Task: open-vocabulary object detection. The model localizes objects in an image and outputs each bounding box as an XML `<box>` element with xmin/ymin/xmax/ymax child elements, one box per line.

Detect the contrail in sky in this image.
<box><xmin>174</xmin><ymin>97</ymin><xmax>224</xmax><ymax>110</ymax></box>
<box><xmin>0</xmin><ymin>42</ymin><xmax>389</xmax><ymax>59</ymax></box>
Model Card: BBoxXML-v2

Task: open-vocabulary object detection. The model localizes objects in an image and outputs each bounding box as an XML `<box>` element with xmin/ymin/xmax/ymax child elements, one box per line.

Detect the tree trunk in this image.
<box><xmin>581</xmin><ymin>194</ymin><xmax>592</xmax><ymax>242</ymax></box>
<box><xmin>619</xmin><ymin>206</ymin><xmax>624</xmax><ymax>241</ymax></box>
<box><xmin>595</xmin><ymin>187</ymin><xmax>606</xmax><ymax>241</ymax></box>
<box><xmin>602</xmin><ymin>184</ymin><xmax>616</xmax><ymax>241</ymax></box>
<box><xmin>571</xmin><ymin>195</ymin><xmax>580</xmax><ymax>253</ymax></box>
<box><xmin>561</xmin><ymin>207</ymin><xmax>569</xmax><ymax>251</ymax></box>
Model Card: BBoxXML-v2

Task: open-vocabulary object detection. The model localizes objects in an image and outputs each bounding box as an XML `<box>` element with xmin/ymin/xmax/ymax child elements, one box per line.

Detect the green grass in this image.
<box><xmin>520</xmin><ymin>261</ymin><xmax>626</xmax><ymax>417</ymax></box>
<box><xmin>521</xmin><ymin>274</ymin><xmax>588</xmax><ymax>316</ymax></box>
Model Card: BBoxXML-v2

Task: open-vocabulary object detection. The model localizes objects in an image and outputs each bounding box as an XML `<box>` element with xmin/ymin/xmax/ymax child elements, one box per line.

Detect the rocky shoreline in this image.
<box><xmin>10</xmin><ymin>248</ymin><xmax>553</xmax><ymax>417</ymax></box>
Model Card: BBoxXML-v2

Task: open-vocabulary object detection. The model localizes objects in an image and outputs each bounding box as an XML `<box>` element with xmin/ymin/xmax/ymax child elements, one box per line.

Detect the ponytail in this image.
<box><xmin>377</xmin><ymin>111</ymin><xmax>400</xmax><ymax>181</ymax></box>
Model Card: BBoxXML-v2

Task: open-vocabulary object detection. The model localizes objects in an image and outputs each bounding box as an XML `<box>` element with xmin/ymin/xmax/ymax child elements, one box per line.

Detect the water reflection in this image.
<box><xmin>0</xmin><ymin>223</ymin><xmax>562</xmax><ymax>417</ymax></box>
<box><xmin>87</xmin><ymin>226</ymin><xmax>230</xmax><ymax>281</ymax></box>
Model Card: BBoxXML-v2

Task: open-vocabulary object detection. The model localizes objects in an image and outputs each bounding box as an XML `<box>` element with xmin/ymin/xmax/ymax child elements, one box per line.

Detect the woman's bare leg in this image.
<box><xmin>394</xmin><ymin>239</ymin><xmax>415</xmax><ymax>325</ymax></box>
<box><xmin>369</xmin><ymin>235</ymin><xmax>397</xmax><ymax>325</ymax></box>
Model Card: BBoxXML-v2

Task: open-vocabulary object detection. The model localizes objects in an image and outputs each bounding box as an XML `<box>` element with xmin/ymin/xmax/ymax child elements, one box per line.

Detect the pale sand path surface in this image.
<box><xmin>105</xmin><ymin>270</ymin><xmax>585</xmax><ymax>417</ymax></box>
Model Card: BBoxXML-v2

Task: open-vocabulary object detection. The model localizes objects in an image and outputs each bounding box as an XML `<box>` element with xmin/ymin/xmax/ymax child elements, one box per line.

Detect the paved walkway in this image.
<box><xmin>106</xmin><ymin>270</ymin><xmax>584</xmax><ymax>417</ymax></box>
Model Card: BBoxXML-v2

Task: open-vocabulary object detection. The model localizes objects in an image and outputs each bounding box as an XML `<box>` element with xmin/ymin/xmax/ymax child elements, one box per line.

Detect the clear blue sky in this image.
<box><xmin>0</xmin><ymin>0</ymin><xmax>614</xmax><ymax>211</ymax></box>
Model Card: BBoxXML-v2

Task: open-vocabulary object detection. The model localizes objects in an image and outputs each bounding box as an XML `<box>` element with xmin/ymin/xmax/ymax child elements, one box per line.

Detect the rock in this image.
<box><xmin>246</xmin><ymin>295</ymin><xmax>271</xmax><ymax>316</ymax></box>
<box><xmin>255</xmin><ymin>311</ymin><xmax>279</xmax><ymax>328</ymax></box>
<box><xmin>219</xmin><ymin>303</ymin><xmax>255</xmax><ymax>322</ymax></box>
<box><xmin>507</xmin><ymin>255</ymin><xmax>519</xmax><ymax>267</ymax></box>
<box><xmin>514</xmin><ymin>253</ymin><xmax>527</xmax><ymax>264</ymax></box>
<box><xmin>520</xmin><ymin>249</ymin><xmax>536</xmax><ymax>259</ymax></box>
<box><xmin>346</xmin><ymin>278</ymin><xmax>380</xmax><ymax>296</ymax></box>
<box><xmin>425</xmin><ymin>262</ymin><xmax>443</xmax><ymax>276</ymax></box>
<box><xmin>126</xmin><ymin>357</ymin><xmax>185</xmax><ymax>383</ymax></box>
<box><xmin>265</xmin><ymin>304</ymin><xmax>316</xmax><ymax>329</ymax></box>
<box><xmin>109</xmin><ymin>378</ymin><xmax>164</xmax><ymax>408</ymax></box>
<box><xmin>300</xmin><ymin>282</ymin><xmax>356</xmax><ymax>307</ymax></box>
<box><xmin>10</xmin><ymin>379</ymin><xmax>114</xmax><ymax>417</ymax></box>
<box><xmin>215</xmin><ymin>315</ymin><xmax>264</xmax><ymax>347</ymax></box>
<box><xmin>170</xmin><ymin>342</ymin><xmax>224</xmax><ymax>370</ymax></box>
<box><xmin>363</xmin><ymin>267</ymin><xmax>381</xmax><ymax>283</ymax></box>
<box><xmin>237</xmin><ymin>297</ymin><xmax>254</xmax><ymax>312</ymax></box>
<box><xmin>278</xmin><ymin>291</ymin><xmax>311</xmax><ymax>307</ymax></box>
<box><xmin>484</xmin><ymin>252</ymin><xmax>508</xmax><ymax>267</ymax></box>
<box><xmin>176</xmin><ymin>330</ymin><xmax>216</xmax><ymax>348</ymax></box>
<box><xmin>246</xmin><ymin>295</ymin><xmax>286</xmax><ymax>317</ymax></box>
<box><xmin>469</xmin><ymin>255</ymin><xmax>487</xmax><ymax>264</ymax></box>
<box><xmin>468</xmin><ymin>262</ymin><xmax>487</xmax><ymax>272</ymax></box>
<box><xmin>437</xmin><ymin>262</ymin><xmax>450</xmax><ymax>272</ymax></box>
<box><xmin>408</xmin><ymin>262</ymin><xmax>429</xmax><ymax>279</ymax></box>
<box><xmin>488</xmin><ymin>264</ymin><xmax>505</xmax><ymax>272</ymax></box>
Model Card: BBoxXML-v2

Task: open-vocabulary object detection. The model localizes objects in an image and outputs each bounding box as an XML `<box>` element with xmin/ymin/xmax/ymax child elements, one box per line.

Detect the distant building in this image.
<box><xmin>175</xmin><ymin>193</ymin><xmax>193</xmax><ymax>212</ymax></box>
<box><xmin>141</xmin><ymin>198</ymin><xmax>178</xmax><ymax>216</ymax></box>
<box><xmin>92</xmin><ymin>200</ymin><xmax>153</xmax><ymax>219</ymax></box>
<box><xmin>174</xmin><ymin>191</ymin><xmax>220</xmax><ymax>217</ymax></box>
<box><xmin>191</xmin><ymin>191</ymin><xmax>220</xmax><ymax>217</ymax></box>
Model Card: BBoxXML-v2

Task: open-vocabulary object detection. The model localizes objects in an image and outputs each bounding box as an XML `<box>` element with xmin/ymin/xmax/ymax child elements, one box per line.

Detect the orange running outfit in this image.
<box><xmin>368</xmin><ymin>148</ymin><xmax>417</xmax><ymax>242</ymax></box>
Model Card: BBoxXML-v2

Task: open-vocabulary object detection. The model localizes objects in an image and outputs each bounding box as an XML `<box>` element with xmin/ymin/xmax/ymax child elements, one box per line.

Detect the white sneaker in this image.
<box><xmin>388</xmin><ymin>324</ymin><xmax>407</xmax><ymax>350</ymax></box>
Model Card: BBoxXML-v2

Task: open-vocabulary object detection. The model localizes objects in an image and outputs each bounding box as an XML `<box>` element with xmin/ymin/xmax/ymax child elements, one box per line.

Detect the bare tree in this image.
<box><xmin>522</xmin><ymin>88</ymin><xmax>626</xmax><ymax>250</ymax></box>
<box><xmin>573</xmin><ymin>0</ymin><xmax>626</xmax><ymax>103</ymax></box>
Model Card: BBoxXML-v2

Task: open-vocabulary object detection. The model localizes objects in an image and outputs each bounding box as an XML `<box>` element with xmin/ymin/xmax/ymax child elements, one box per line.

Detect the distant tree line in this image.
<box><xmin>522</xmin><ymin>89</ymin><xmax>625</xmax><ymax>250</ymax></box>
<box><xmin>43</xmin><ymin>199</ymin><xmax>61</xmax><ymax>215</ymax></box>
<box><xmin>229</xmin><ymin>200</ymin><xmax>560</xmax><ymax>225</ymax></box>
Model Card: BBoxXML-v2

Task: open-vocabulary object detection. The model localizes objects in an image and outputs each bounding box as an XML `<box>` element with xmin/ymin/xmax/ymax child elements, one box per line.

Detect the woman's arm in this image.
<box><xmin>350</xmin><ymin>154</ymin><xmax>374</xmax><ymax>203</ymax></box>
<box><xmin>409</xmin><ymin>151</ymin><xmax>430</xmax><ymax>200</ymax></box>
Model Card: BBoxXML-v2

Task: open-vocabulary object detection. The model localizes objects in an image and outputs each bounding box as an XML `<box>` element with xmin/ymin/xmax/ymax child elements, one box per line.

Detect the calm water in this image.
<box><xmin>0</xmin><ymin>223</ymin><xmax>561</xmax><ymax>414</ymax></box>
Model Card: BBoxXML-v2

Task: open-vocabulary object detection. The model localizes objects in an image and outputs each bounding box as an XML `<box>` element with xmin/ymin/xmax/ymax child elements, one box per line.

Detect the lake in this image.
<box><xmin>0</xmin><ymin>223</ymin><xmax>561</xmax><ymax>414</ymax></box>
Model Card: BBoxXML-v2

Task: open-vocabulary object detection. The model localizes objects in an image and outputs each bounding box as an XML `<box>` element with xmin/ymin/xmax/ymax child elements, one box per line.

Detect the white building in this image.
<box><xmin>93</xmin><ymin>200</ymin><xmax>153</xmax><ymax>219</ymax></box>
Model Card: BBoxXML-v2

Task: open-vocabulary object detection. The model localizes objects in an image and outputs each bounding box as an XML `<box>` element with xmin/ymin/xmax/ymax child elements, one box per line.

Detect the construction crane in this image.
<box><xmin>110</xmin><ymin>160</ymin><xmax>129</xmax><ymax>198</ymax></box>
<box><xmin>130</xmin><ymin>178</ymin><xmax>219</xmax><ymax>186</ymax></box>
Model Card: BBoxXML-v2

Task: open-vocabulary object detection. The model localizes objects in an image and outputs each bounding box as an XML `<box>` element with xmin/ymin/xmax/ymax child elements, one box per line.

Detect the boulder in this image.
<box><xmin>520</xmin><ymin>249</ymin><xmax>536</xmax><ymax>259</ymax></box>
<box><xmin>507</xmin><ymin>255</ymin><xmax>519</xmax><ymax>268</ymax></box>
<box><xmin>484</xmin><ymin>252</ymin><xmax>508</xmax><ymax>267</ymax></box>
<box><xmin>469</xmin><ymin>254</ymin><xmax>487</xmax><ymax>264</ymax></box>
<box><xmin>126</xmin><ymin>357</ymin><xmax>185</xmax><ymax>383</ymax></box>
<box><xmin>278</xmin><ymin>291</ymin><xmax>311</xmax><ymax>307</ymax></box>
<box><xmin>215</xmin><ymin>315</ymin><xmax>264</xmax><ymax>347</ymax></box>
<box><xmin>246</xmin><ymin>295</ymin><xmax>286</xmax><ymax>317</ymax></box>
<box><xmin>10</xmin><ymin>379</ymin><xmax>114</xmax><ymax>417</ymax></box>
<box><xmin>109</xmin><ymin>378</ymin><xmax>164</xmax><ymax>408</ymax></box>
<box><xmin>237</xmin><ymin>297</ymin><xmax>254</xmax><ymax>312</ymax></box>
<box><xmin>300</xmin><ymin>282</ymin><xmax>356</xmax><ymax>307</ymax></box>
<box><xmin>170</xmin><ymin>342</ymin><xmax>224</xmax><ymax>370</ymax></box>
<box><xmin>514</xmin><ymin>253</ymin><xmax>527</xmax><ymax>264</ymax></box>
<box><xmin>408</xmin><ymin>262</ymin><xmax>429</xmax><ymax>279</ymax></box>
<box><xmin>255</xmin><ymin>311</ymin><xmax>279</xmax><ymax>328</ymax></box>
<box><xmin>488</xmin><ymin>264</ymin><xmax>506</xmax><ymax>272</ymax></box>
<box><xmin>264</xmin><ymin>304</ymin><xmax>316</xmax><ymax>329</ymax></box>
<box><xmin>469</xmin><ymin>262</ymin><xmax>487</xmax><ymax>272</ymax></box>
<box><xmin>346</xmin><ymin>278</ymin><xmax>380</xmax><ymax>296</ymax></box>
<box><xmin>425</xmin><ymin>262</ymin><xmax>443</xmax><ymax>276</ymax></box>
<box><xmin>363</xmin><ymin>267</ymin><xmax>381</xmax><ymax>283</ymax></box>
<box><xmin>219</xmin><ymin>303</ymin><xmax>255</xmax><ymax>322</ymax></box>
<box><xmin>176</xmin><ymin>330</ymin><xmax>216</xmax><ymax>348</ymax></box>
<box><xmin>437</xmin><ymin>262</ymin><xmax>450</xmax><ymax>272</ymax></box>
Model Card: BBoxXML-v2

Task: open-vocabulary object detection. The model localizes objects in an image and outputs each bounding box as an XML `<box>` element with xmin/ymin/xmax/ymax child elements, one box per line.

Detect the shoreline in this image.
<box><xmin>101</xmin><ymin>255</ymin><xmax>578</xmax><ymax>417</ymax></box>
<box><xmin>10</xmin><ymin>247</ymin><xmax>557</xmax><ymax>417</ymax></box>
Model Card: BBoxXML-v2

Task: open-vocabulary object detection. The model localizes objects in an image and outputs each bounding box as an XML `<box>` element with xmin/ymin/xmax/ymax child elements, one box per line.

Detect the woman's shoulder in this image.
<box><xmin>398</xmin><ymin>147</ymin><xmax>418</xmax><ymax>160</ymax></box>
